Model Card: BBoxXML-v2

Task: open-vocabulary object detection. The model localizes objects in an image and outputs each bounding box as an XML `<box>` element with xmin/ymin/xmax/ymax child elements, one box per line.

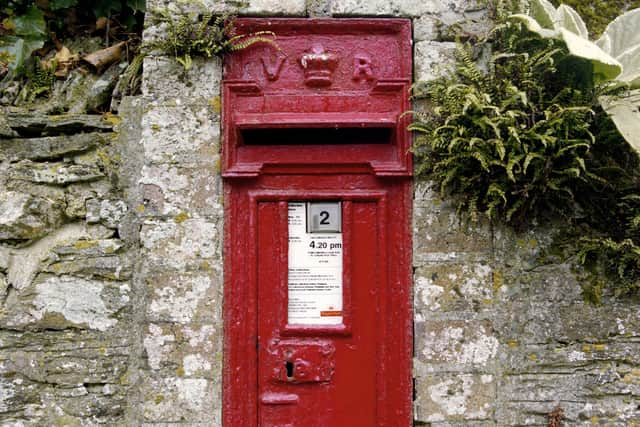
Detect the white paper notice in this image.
<box><xmin>288</xmin><ymin>202</ymin><xmax>343</xmax><ymax>325</ymax></box>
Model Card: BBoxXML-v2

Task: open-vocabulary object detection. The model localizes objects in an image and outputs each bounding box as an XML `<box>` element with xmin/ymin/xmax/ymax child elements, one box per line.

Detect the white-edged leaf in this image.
<box><xmin>509</xmin><ymin>14</ymin><xmax>558</xmax><ymax>38</ymax></box>
<box><xmin>616</xmin><ymin>44</ymin><xmax>640</xmax><ymax>88</ymax></box>
<box><xmin>596</xmin><ymin>8</ymin><xmax>640</xmax><ymax>60</ymax></box>
<box><xmin>529</xmin><ymin>0</ymin><xmax>557</xmax><ymax>30</ymax></box>
<box><xmin>556</xmin><ymin>4</ymin><xmax>588</xmax><ymax>38</ymax></box>
<box><xmin>559</xmin><ymin>28</ymin><xmax>622</xmax><ymax>82</ymax></box>
<box><xmin>600</xmin><ymin>89</ymin><xmax>640</xmax><ymax>154</ymax></box>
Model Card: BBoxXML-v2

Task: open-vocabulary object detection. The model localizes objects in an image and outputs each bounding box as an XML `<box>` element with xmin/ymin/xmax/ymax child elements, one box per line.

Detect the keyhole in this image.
<box><xmin>285</xmin><ymin>361</ymin><xmax>294</xmax><ymax>379</ymax></box>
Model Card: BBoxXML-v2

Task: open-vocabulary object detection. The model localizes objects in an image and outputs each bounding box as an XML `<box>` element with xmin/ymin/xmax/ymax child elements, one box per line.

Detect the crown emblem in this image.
<box><xmin>299</xmin><ymin>44</ymin><xmax>339</xmax><ymax>87</ymax></box>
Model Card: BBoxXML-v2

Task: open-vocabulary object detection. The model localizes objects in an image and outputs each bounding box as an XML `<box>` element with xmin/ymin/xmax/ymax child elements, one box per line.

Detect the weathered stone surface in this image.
<box><xmin>5</xmin><ymin>223</ymin><xmax>94</xmax><ymax>290</ymax></box>
<box><xmin>44</xmin><ymin>238</ymin><xmax>133</xmax><ymax>280</ymax></box>
<box><xmin>86</xmin><ymin>198</ymin><xmax>128</xmax><ymax>228</ymax></box>
<box><xmin>146</xmin><ymin>0</ymin><xmax>305</xmax><ymax>15</ymax></box>
<box><xmin>0</xmin><ymin>113</ymin><xmax>18</xmax><ymax>138</ymax></box>
<box><xmin>413</xmin><ymin>373</ymin><xmax>495</xmax><ymax>422</ymax></box>
<box><xmin>413</xmin><ymin>194</ymin><xmax>492</xmax><ymax>263</ymax></box>
<box><xmin>0</xmin><ymin>329</ymin><xmax>130</xmax><ymax>425</ymax></box>
<box><xmin>140</xmin><ymin>105</ymin><xmax>220</xmax><ymax>165</ymax></box>
<box><xmin>70</xmin><ymin>62</ymin><xmax>128</xmax><ymax>114</ymax></box>
<box><xmin>11</xmin><ymin>160</ymin><xmax>105</xmax><ymax>184</ymax></box>
<box><xmin>146</xmin><ymin>270</ymin><xmax>222</xmax><ymax>324</ymax></box>
<box><xmin>64</xmin><ymin>180</ymin><xmax>114</xmax><ymax>219</ymax></box>
<box><xmin>142</xmin><ymin>56</ymin><xmax>222</xmax><ymax>104</ymax></box>
<box><xmin>415</xmin><ymin>320</ymin><xmax>499</xmax><ymax>368</ymax></box>
<box><xmin>331</xmin><ymin>0</ymin><xmax>440</xmax><ymax>16</ymax></box>
<box><xmin>3</xmin><ymin>110</ymin><xmax>114</xmax><ymax>136</ymax></box>
<box><xmin>138</xmin><ymin>163</ymin><xmax>222</xmax><ymax>217</ymax></box>
<box><xmin>0</xmin><ymin>191</ymin><xmax>65</xmax><ymax>241</ymax></box>
<box><xmin>1</xmin><ymin>274</ymin><xmax>130</xmax><ymax>331</ymax></box>
<box><xmin>0</xmin><ymin>133</ymin><xmax>108</xmax><ymax>162</ymax></box>
<box><xmin>414</xmin><ymin>41</ymin><xmax>457</xmax><ymax>82</ymax></box>
<box><xmin>140</xmin><ymin>219</ymin><xmax>221</xmax><ymax>271</ymax></box>
<box><xmin>412</xmin><ymin>0</ymin><xmax>492</xmax><ymax>42</ymax></box>
<box><xmin>143</xmin><ymin>322</ymin><xmax>221</xmax><ymax>378</ymax></box>
<box><xmin>414</xmin><ymin>262</ymin><xmax>494</xmax><ymax>312</ymax></box>
<box><xmin>140</xmin><ymin>377</ymin><xmax>220</xmax><ymax>423</ymax></box>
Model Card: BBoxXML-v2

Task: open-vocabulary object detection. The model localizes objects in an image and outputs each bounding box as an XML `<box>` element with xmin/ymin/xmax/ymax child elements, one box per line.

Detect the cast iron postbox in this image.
<box><xmin>223</xmin><ymin>19</ymin><xmax>412</xmax><ymax>426</ymax></box>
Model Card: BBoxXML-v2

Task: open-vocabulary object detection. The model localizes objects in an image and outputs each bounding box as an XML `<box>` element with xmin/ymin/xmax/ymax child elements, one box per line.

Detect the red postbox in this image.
<box><xmin>222</xmin><ymin>19</ymin><xmax>412</xmax><ymax>426</ymax></box>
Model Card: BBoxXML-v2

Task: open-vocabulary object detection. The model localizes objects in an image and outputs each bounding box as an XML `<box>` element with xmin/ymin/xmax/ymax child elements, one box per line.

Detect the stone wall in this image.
<box><xmin>1</xmin><ymin>0</ymin><xmax>639</xmax><ymax>425</ymax></box>
<box><xmin>0</xmin><ymin>107</ymin><xmax>137</xmax><ymax>425</ymax></box>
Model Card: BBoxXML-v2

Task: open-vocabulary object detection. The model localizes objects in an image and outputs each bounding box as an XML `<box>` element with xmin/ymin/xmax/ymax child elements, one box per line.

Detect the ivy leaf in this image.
<box><xmin>92</xmin><ymin>0</ymin><xmax>122</xmax><ymax>18</ymax></box>
<box><xmin>49</xmin><ymin>0</ymin><xmax>79</xmax><ymax>11</ymax></box>
<box><xmin>14</xmin><ymin>6</ymin><xmax>46</xmax><ymax>39</ymax></box>
<box><xmin>126</xmin><ymin>0</ymin><xmax>146</xmax><ymax>12</ymax></box>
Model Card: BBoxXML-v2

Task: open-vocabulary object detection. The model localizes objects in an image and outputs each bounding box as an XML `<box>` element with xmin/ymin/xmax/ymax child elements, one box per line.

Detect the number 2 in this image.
<box><xmin>319</xmin><ymin>211</ymin><xmax>330</xmax><ymax>225</ymax></box>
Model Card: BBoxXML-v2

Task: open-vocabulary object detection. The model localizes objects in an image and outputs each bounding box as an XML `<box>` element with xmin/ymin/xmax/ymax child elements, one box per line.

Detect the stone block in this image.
<box><xmin>414</xmin><ymin>262</ymin><xmax>494</xmax><ymax>312</ymax></box>
<box><xmin>2</xmin><ymin>110</ymin><xmax>114</xmax><ymax>136</ymax></box>
<box><xmin>141</xmin><ymin>377</ymin><xmax>220</xmax><ymax>424</ymax></box>
<box><xmin>0</xmin><ymin>191</ymin><xmax>65</xmax><ymax>242</ymax></box>
<box><xmin>142</xmin><ymin>56</ymin><xmax>222</xmax><ymax>104</ymax></box>
<box><xmin>146</xmin><ymin>0</ymin><xmax>305</xmax><ymax>15</ymax></box>
<box><xmin>414</xmin><ymin>373</ymin><xmax>495</xmax><ymax>422</ymax></box>
<box><xmin>414</xmin><ymin>41</ymin><xmax>457</xmax><ymax>82</ymax></box>
<box><xmin>331</xmin><ymin>0</ymin><xmax>440</xmax><ymax>16</ymax></box>
<box><xmin>143</xmin><ymin>322</ymin><xmax>221</xmax><ymax>378</ymax></box>
<box><xmin>496</xmin><ymin>371</ymin><xmax>640</xmax><ymax>424</ymax></box>
<box><xmin>413</xmin><ymin>0</ymin><xmax>492</xmax><ymax>42</ymax></box>
<box><xmin>10</xmin><ymin>160</ymin><xmax>104</xmax><ymax>185</ymax></box>
<box><xmin>42</xmin><ymin>239</ymin><xmax>132</xmax><ymax>281</ymax></box>
<box><xmin>1</xmin><ymin>274</ymin><xmax>130</xmax><ymax>332</ymax></box>
<box><xmin>140</xmin><ymin>104</ymin><xmax>220</xmax><ymax>164</ymax></box>
<box><xmin>85</xmin><ymin>198</ymin><xmax>128</xmax><ymax>229</ymax></box>
<box><xmin>413</xmin><ymin>198</ymin><xmax>492</xmax><ymax>263</ymax></box>
<box><xmin>146</xmin><ymin>270</ymin><xmax>222</xmax><ymax>324</ymax></box>
<box><xmin>138</xmin><ymin>164</ymin><xmax>222</xmax><ymax>218</ymax></box>
<box><xmin>415</xmin><ymin>320</ymin><xmax>499</xmax><ymax>369</ymax></box>
<box><xmin>139</xmin><ymin>219</ymin><xmax>221</xmax><ymax>271</ymax></box>
<box><xmin>0</xmin><ymin>133</ymin><xmax>108</xmax><ymax>162</ymax></box>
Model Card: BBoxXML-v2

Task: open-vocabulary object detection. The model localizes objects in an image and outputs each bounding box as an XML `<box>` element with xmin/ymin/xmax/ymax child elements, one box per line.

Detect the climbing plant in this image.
<box><xmin>145</xmin><ymin>11</ymin><xmax>277</xmax><ymax>70</ymax></box>
<box><xmin>411</xmin><ymin>4</ymin><xmax>640</xmax><ymax>300</ymax></box>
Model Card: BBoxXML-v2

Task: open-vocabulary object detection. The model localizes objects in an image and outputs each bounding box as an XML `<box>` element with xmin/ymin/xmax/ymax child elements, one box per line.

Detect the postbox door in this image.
<box><xmin>257</xmin><ymin>199</ymin><xmax>382</xmax><ymax>426</ymax></box>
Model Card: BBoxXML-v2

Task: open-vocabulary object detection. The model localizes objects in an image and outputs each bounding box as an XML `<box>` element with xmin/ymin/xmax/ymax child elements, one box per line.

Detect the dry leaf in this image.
<box><xmin>96</xmin><ymin>17</ymin><xmax>109</xmax><ymax>31</ymax></box>
<box><xmin>82</xmin><ymin>41</ymin><xmax>125</xmax><ymax>72</ymax></box>
<box><xmin>44</xmin><ymin>46</ymin><xmax>80</xmax><ymax>78</ymax></box>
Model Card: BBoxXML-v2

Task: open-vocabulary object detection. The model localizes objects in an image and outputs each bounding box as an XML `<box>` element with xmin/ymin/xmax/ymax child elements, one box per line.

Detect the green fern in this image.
<box><xmin>411</xmin><ymin>18</ymin><xmax>640</xmax><ymax>299</ymax></box>
<box><xmin>146</xmin><ymin>11</ymin><xmax>277</xmax><ymax>70</ymax></box>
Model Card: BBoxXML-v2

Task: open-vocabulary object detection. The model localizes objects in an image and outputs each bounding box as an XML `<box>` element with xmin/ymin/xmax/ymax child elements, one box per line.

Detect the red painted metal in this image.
<box><xmin>223</xmin><ymin>18</ymin><xmax>413</xmax><ymax>427</ymax></box>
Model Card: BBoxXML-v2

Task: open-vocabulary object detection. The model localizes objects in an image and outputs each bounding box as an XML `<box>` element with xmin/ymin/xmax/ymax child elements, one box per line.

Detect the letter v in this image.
<box><xmin>261</xmin><ymin>56</ymin><xmax>286</xmax><ymax>81</ymax></box>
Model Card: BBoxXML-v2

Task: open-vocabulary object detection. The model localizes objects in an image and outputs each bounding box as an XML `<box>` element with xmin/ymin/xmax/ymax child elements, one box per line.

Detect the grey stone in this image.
<box><xmin>414</xmin><ymin>41</ymin><xmax>457</xmax><ymax>82</ymax></box>
<box><xmin>146</xmin><ymin>0</ymin><xmax>305</xmax><ymax>15</ymax></box>
<box><xmin>0</xmin><ymin>191</ymin><xmax>65</xmax><ymax>242</ymax></box>
<box><xmin>70</xmin><ymin>62</ymin><xmax>128</xmax><ymax>114</ymax></box>
<box><xmin>64</xmin><ymin>180</ymin><xmax>113</xmax><ymax>219</ymax></box>
<box><xmin>11</xmin><ymin>160</ymin><xmax>105</xmax><ymax>184</ymax></box>
<box><xmin>0</xmin><ymin>113</ymin><xmax>18</xmax><ymax>138</ymax></box>
<box><xmin>0</xmin><ymin>81</ymin><xmax>21</xmax><ymax>106</ymax></box>
<box><xmin>86</xmin><ymin>199</ymin><xmax>128</xmax><ymax>229</ymax></box>
<box><xmin>1</xmin><ymin>274</ymin><xmax>131</xmax><ymax>331</ymax></box>
<box><xmin>331</xmin><ymin>0</ymin><xmax>441</xmax><ymax>16</ymax></box>
<box><xmin>141</xmin><ymin>55</ymin><xmax>221</xmax><ymax>104</ymax></box>
<box><xmin>3</xmin><ymin>110</ymin><xmax>114</xmax><ymax>136</ymax></box>
<box><xmin>0</xmin><ymin>133</ymin><xmax>109</xmax><ymax>162</ymax></box>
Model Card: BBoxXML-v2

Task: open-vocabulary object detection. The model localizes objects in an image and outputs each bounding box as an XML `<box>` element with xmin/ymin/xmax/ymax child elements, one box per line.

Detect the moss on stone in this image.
<box><xmin>173</xmin><ymin>212</ymin><xmax>190</xmax><ymax>224</ymax></box>
<box><xmin>74</xmin><ymin>240</ymin><xmax>98</xmax><ymax>250</ymax></box>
